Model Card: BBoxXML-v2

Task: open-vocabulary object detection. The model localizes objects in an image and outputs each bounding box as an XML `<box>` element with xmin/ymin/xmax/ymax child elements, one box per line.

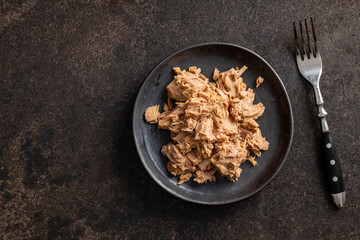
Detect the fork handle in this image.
<box><xmin>323</xmin><ymin>131</ymin><xmax>345</xmax><ymax>194</ymax></box>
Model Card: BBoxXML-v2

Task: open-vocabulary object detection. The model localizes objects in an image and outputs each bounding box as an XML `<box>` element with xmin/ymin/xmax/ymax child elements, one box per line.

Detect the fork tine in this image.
<box><xmin>293</xmin><ymin>22</ymin><xmax>299</xmax><ymax>55</ymax></box>
<box><xmin>299</xmin><ymin>20</ymin><xmax>306</xmax><ymax>59</ymax></box>
<box><xmin>293</xmin><ymin>21</ymin><xmax>304</xmax><ymax>60</ymax></box>
<box><xmin>310</xmin><ymin>17</ymin><xmax>318</xmax><ymax>57</ymax></box>
<box><xmin>304</xmin><ymin>19</ymin><xmax>311</xmax><ymax>59</ymax></box>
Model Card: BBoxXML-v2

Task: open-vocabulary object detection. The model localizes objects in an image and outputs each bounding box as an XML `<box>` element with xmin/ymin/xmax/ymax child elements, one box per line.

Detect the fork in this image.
<box><xmin>293</xmin><ymin>18</ymin><xmax>345</xmax><ymax>208</ymax></box>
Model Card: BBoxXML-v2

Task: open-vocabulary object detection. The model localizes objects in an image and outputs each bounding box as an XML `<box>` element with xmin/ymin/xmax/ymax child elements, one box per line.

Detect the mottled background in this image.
<box><xmin>1</xmin><ymin>0</ymin><xmax>359</xmax><ymax>239</ymax></box>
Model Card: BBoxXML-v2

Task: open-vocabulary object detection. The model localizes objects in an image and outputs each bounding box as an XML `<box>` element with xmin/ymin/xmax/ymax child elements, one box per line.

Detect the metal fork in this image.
<box><xmin>293</xmin><ymin>18</ymin><xmax>345</xmax><ymax>208</ymax></box>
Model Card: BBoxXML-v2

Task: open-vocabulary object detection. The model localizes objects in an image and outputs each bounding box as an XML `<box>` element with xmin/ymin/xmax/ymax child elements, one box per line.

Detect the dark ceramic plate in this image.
<box><xmin>133</xmin><ymin>43</ymin><xmax>293</xmax><ymax>204</ymax></box>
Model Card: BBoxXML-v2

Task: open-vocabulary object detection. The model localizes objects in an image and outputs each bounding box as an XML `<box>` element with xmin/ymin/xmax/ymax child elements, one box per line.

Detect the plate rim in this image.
<box><xmin>132</xmin><ymin>42</ymin><xmax>294</xmax><ymax>205</ymax></box>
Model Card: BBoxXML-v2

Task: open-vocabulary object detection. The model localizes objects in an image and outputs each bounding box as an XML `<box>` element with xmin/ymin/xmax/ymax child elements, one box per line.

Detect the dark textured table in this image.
<box><xmin>1</xmin><ymin>1</ymin><xmax>359</xmax><ymax>239</ymax></box>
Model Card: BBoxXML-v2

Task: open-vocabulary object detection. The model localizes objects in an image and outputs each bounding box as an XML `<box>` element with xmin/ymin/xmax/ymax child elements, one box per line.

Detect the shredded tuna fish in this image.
<box><xmin>256</xmin><ymin>76</ymin><xmax>264</xmax><ymax>88</ymax></box>
<box><xmin>145</xmin><ymin>66</ymin><xmax>269</xmax><ymax>185</ymax></box>
<box><xmin>144</xmin><ymin>105</ymin><xmax>160</xmax><ymax>124</ymax></box>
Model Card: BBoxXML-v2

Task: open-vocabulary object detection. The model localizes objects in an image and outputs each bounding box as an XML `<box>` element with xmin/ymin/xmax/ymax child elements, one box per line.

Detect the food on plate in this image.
<box><xmin>144</xmin><ymin>105</ymin><xmax>160</xmax><ymax>124</ymax></box>
<box><xmin>144</xmin><ymin>66</ymin><xmax>268</xmax><ymax>185</ymax></box>
<box><xmin>256</xmin><ymin>76</ymin><xmax>264</xmax><ymax>88</ymax></box>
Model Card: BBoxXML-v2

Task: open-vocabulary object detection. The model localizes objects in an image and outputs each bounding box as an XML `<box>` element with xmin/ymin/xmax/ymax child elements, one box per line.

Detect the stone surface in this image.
<box><xmin>1</xmin><ymin>0</ymin><xmax>359</xmax><ymax>239</ymax></box>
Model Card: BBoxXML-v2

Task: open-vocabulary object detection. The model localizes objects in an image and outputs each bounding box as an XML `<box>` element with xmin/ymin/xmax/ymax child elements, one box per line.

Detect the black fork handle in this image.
<box><xmin>323</xmin><ymin>131</ymin><xmax>345</xmax><ymax>194</ymax></box>
<box><xmin>312</xmin><ymin>84</ymin><xmax>345</xmax><ymax>208</ymax></box>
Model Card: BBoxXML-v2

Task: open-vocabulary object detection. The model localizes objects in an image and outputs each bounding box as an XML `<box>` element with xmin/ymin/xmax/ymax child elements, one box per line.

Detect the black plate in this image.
<box><xmin>132</xmin><ymin>43</ymin><xmax>293</xmax><ymax>204</ymax></box>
